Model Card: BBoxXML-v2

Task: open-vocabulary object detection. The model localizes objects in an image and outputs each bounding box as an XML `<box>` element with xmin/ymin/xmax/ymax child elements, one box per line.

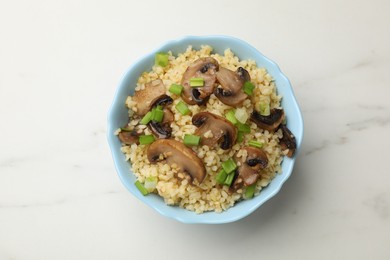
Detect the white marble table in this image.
<box><xmin>1</xmin><ymin>0</ymin><xmax>389</xmax><ymax>259</ymax></box>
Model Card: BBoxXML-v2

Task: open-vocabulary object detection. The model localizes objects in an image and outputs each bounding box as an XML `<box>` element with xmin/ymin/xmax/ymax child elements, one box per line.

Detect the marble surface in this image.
<box><xmin>1</xmin><ymin>0</ymin><xmax>389</xmax><ymax>259</ymax></box>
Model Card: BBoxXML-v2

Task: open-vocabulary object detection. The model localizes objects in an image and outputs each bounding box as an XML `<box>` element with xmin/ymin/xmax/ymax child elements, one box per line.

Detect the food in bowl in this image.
<box><xmin>116</xmin><ymin>45</ymin><xmax>296</xmax><ymax>214</ymax></box>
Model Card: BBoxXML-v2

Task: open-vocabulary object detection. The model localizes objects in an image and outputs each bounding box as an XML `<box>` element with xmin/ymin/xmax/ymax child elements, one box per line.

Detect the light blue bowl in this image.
<box><xmin>107</xmin><ymin>35</ymin><xmax>303</xmax><ymax>224</ymax></box>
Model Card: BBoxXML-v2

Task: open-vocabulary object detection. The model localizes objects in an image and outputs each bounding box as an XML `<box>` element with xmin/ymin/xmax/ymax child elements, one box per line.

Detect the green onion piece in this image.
<box><xmin>225</xmin><ymin>109</ymin><xmax>238</xmax><ymax>125</ymax></box>
<box><xmin>139</xmin><ymin>135</ymin><xmax>155</xmax><ymax>145</ymax></box>
<box><xmin>236</xmin><ymin>122</ymin><xmax>251</xmax><ymax>133</ymax></box>
<box><xmin>243</xmin><ymin>81</ymin><xmax>255</xmax><ymax>96</ymax></box>
<box><xmin>244</xmin><ymin>184</ymin><xmax>256</xmax><ymax>199</ymax></box>
<box><xmin>135</xmin><ymin>180</ymin><xmax>149</xmax><ymax>196</ymax></box>
<box><xmin>190</xmin><ymin>77</ymin><xmax>204</xmax><ymax>87</ymax></box>
<box><xmin>120</xmin><ymin>127</ymin><xmax>132</xmax><ymax>132</ymax></box>
<box><xmin>155</xmin><ymin>52</ymin><xmax>169</xmax><ymax>67</ymax></box>
<box><xmin>248</xmin><ymin>140</ymin><xmax>264</xmax><ymax>149</ymax></box>
<box><xmin>183</xmin><ymin>134</ymin><xmax>200</xmax><ymax>146</ymax></box>
<box><xmin>144</xmin><ymin>176</ymin><xmax>158</xmax><ymax>192</ymax></box>
<box><xmin>224</xmin><ymin>172</ymin><xmax>235</xmax><ymax>186</ymax></box>
<box><xmin>259</xmin><ymin>102</ymin><xmax>270</xmax><ymax>116</ymax></box>
<box><xmin>216</xmin><ymin>169</ymin><xmax>228</xmax><ymax>184</ymax></box>
<box><xmin>222</xmin><ymin>159</ymin><xmax>237</xmax><ymax>174</ymax></box>
<box><xmin>140</xmin><ymin>111</ymin><xmax>153</xmax><ymax>125</ymax></box>
<box><xmin>169</xmin><ymin>84</ymin><xmax>184</xmax><ymax>95</ymax></box>
<box><xmin>237</xmin><ymin>131</ymin><xmax>244</xmax><ymax>143</ymax></box>
<box><xmin>175</xmin><ymin>101</ymin><xmax>191</xmax><ymax>115</ymax></box>
<box><xmin>152</xmin><ymin>107</ymin><xmax>164</xmax><ymax>122</ymax></box>
<box><xmin>235</xmin><ymin>107</ymin><xmax>249</xmax><ymax>124</ymax></box>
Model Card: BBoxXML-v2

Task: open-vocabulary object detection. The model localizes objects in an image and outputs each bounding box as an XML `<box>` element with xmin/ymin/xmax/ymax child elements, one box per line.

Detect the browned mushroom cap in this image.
<box><xmin>181</xmin><ymin>57</ymin><xmax>219</xmax><ymax>105</ymax></box>
<box><xmin>132</xmin><ymin>79</ymin><xmax>166</xmax><ymax>116</ymax></box>
<box><xmin>192</xmin><ymin>112</ymin><xmax>237</xmax><ymax>150</ymax></box>
<box><xmin>118</xmin><ymin>129</ymin><xmax>139</xmax><ymax>145</ymax></box>
<box><xmin>147</xmin><ymin>139</ymin><xmax>206</xmax><ymax>183</ymax></box>
<box><xmin>232</xmin><ymin>147</ymin><xmax>268</xmax><ymax>191</ymax></box>
<box><xmin>251</xmin><ymin>108</ymin><xmax>285</xmax><ymax>132</ymax></box>
<box><xmin>214</xmin><ymin>67</ymin><xmax>250</xmax><ymax>107</ymax></box>
<box><xmin>279</xmin><ymin>124</ymin><xmax>297</xmax><ymax>157</ymax></box>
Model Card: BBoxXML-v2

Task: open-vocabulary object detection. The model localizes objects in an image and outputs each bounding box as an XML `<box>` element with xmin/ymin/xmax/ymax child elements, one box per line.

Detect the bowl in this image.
<box><xmin>107</xmin><ymin>35</ymin><xmax>303</xmax><ymax>224</ymax></box>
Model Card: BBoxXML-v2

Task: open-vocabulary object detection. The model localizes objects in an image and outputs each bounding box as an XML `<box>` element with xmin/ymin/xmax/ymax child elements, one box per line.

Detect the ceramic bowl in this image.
<box><xmin>107</xmin><ymin>35</ymin><xmax>303</xmax><ymax>224</ymax></box>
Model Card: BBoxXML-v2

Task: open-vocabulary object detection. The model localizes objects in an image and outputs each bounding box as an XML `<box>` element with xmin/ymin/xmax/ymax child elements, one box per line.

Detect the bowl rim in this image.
<box><xmin>107</xmin><ymin>35</ymin><xmax>303</xmax><ymax>224</ymax></box>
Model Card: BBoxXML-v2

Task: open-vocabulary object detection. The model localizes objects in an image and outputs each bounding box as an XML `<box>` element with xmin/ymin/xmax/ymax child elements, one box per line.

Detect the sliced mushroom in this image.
<box><xmin>181</xmin><ymin>57</ymin><xmax>219</xmax><ymax>105</ymax></box>
<box><xmin>118</xmin><ymin>129</ymin><xmax>139</xmax><ymax>145</ymax></box>
<box><xmin>147</xmin><ymin>96</ymin><xmax>174</xmax><ymax>139</ymax></box>
<box><xmin>132</xmin><ymin>79</ymin><xmax>166</xmax><ymax>116</ymax></box>
<box><xmin>214</xmin><ymin>67</ymin><xmax>250</xmax><ymax>107</ymax></box>
<box><xmin>147</xmin><ymin>139</ymin><xmax>206</xmax><ymax>183</ymax></box>
<box><xmin>279</xmin><ymin>124</ymin><xmax>297</xmax><ymax>157</ymax></box>
<box><xmin>192</xmin><ymin>112</ymin><xmax>237</xmax><ymax>150</ymax></box>
<box><xmin>251</xmin><ymin>108</ymin><xmax>285</xmax><ymax>132</ymax></box>
<box><xmin>232</xmin><ymin>147</ymin><xmax>268</xmax><ymax>191</ymax></box>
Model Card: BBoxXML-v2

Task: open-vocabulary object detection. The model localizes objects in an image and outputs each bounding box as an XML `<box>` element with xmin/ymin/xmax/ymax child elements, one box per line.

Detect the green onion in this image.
<box><xmin>139</xmin><ymin>135</ymin><xmax>155</xmax><ymax>145</ymax></box>
<box><xmin>224</xmin><ymin>172</ymin><xmax>235</xmax><ymax>186</ymax></box>
<box><xmin>243</xmin><ymin>81</ymin><xmax>255</xmax><ymax>96</ymax></box>
<box><xmin>120</xmin><ymin>127</ymin><xmax>132</xmax><ymax>132</ymax></box>
<box><xmin>225</xmin><ymin>109</ymin><xmax>238</xmax><ymax>125</ymax></box>
<box><xmin>175</xmin><ymin>101</ymin><xmax>191</xmax><ymax>115</ymax></box>
<box><xmin>236</xmin><ymin>122</ymin><xmax>251</xmax><ymax>133</ymax></box>
<box><xmin>190</xmin><ymin>77</ymin><xmax>204</xmax><ymax>87</ymax></box>
<box><xmin>135</xmin><ymin>180</ymin><xmax>149</xmax><ymax>196</ymax></box>
<box><xmin>258</xmin><ymin>102</ymin><xmax>270</xmax><ymax>116</ymax></box>
<box><xmin>144</xmin><ymin>176</ymin><xmax>158</xmax><ymax>192</ymax></box>
<box><xmin>169</xmin><ymin>84</ymin><xmax>183</xmax><ymax>95</ymax></box>
<box><xmin>216</xmin><ymin>169</ymin><xmax>228</xmax><ymax>184</ymax></box>
<box><xmin>140</xmin><ymin>111</ymin><xmax>153</xmax><ymax>125</ymax></box>
<box><xmin>235</xmin><ymin>107</ymin><xmax>249</xmax><ymax>124</ymax></box>
<box><xmin>222</xmin><ymin>159</ymin><xmax>237</xmax><ymax>174</ymax></box>
<box><xmin>248</xmin><ymin>140</ymin><xmax>263</xmax><ymax>149</ymax></box>
<box><xmin>155</xmin><ymin>52</ymin><xmax>169</xmax><ymax>67</ymax></box>
<box><xmin>237</xmin><ymin>131</ymin><xmax>244</xmax><ymax>143</ymax></box>
<box><xmin>152</xmin><ymin>107</ymin><xmax>164</xmax><ymax>122</ymax></box>
<box><xmin>244</xmin><ymin>184</ymin><xmax>256</xmax><ymax>199</ymax></box>
<box><xmin>183</xmin><ymin>134</ymin><xmax>201</xmax><ymax>146</ymax></box>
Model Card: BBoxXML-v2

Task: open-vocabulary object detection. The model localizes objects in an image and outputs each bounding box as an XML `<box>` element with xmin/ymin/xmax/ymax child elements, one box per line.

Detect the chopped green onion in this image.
<box><xmin>235</xmin><ymin>107</ymin><xmax>249</xmax><ymax>124</ymax></box>
<box><xmin>248</xmin><ymin>140</ymin><xmax>264</xmax><ymax>149</ymax></box>
<box><xmin>144</xmin><ymin>176</ymin><xmax>158</xmax><ymax>192</ymax></box>
<box><xmin>169</xmin><ymin>84</ymin><xmax>183</xmax><ymax>95</ymax></box>
<box><xmin>243</xmin><ymin>81</ymin><xmax>255</xmax><ymax>96</ymax></box>
<box><xmin>225</xmin><ymin>109</ymin><xmax>238</xmax><ymax>125</ymax></box>
<box><xmin>216</xmin><ymin>169</ymin><xmax>228</xmax><ymax>184</ymax></box>
<box><xmin>183</xmin><ymin>134</ymin><xmax>201</xmax><ymax>146</ymax></box>
<box><xmin>139</xmin><ymin>135</ymin><xmax>155</xmax><ymax>145</ymax></box>
<box><xmin>140</xmin><ymin>111</ymin><xmax>153</xmax><ymax>125</ymax></box>
<box><xmin>222</xmin><ymin>159</ymin><xmax>237</xmax><ymax>174</ymax></box>
<box><xmin>152</xmin><ymin>107</ymin><xmax>164</xmax><ymax>122</ymax></box>
<box><xmin>244</xmin><ymin>184</ymin><xmax>256</xmax><ymax>199</ymax></box>
<box><xmin>237</xmin><ymin>131</ymin><xmax>244</xmax><ymax>143</ymax></box>
<box><xmin>135</xmin><ymin>180</ymin><xmax>149</xmax><ymax>196</ymax></box>
<box><xmin>236</xmin><ymin>122</ymin><xmax>251</xmax><ymax>133</ymax></box>
<box><xmin>258</xmin><ymin>102</ymin><xmax>270</xmax><ymax>116</ymax></box>
<box><xmin>155</xmin><ymin>52</ymin><xmax>169</xmax><ymax>67</ymax></box>
<box><xmin>175</xmin><ymin>101</ymin><xmax>191</xmax><ymax>115</ymax></box>
<box><xmin>224</xmin><ymin>172</ymin><xmax>235</xmax><ymax>186</ymax></box>
<box><xmin>120</xmin><ymin>127</ymin><xmax>132</xmax><ymax>132</ymax></box>
<box><xmin>190</xmin><ymin>77</ymin><xmax>204</xmax><ymax>87</ymax></box>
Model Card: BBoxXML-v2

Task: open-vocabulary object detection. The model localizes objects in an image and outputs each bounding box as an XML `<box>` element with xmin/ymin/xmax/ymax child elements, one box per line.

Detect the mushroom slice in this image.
<box><xmin>118</xmin><ymin>129</ymin><xmax>139</xmax><ymax>145</ymax></box>
<box><xmin>147</xmin><ymin>97</ymin><xmax>174</xmax><ymax>139</ymax></box>
<box><xmin>181</xmin><ymin>57</ymin><xmax>219</xmax><ymax>105</ymax></box>
<box><xmin>214</xmin><ymin>67</ymin><xmax>249</xmax><ymax>107</ymax></box>
<box><xmin>132</xmin><ymin>79</ymin><xmax>166</xmax><ymax>116</ymax></box>
<box><xmin>232</xmin><ymin>147</ymin><xmax>268</xmax><ymax>191</ymax></box>
<box><xmin>147</xmin><ymin>139</ymin><xmax>206</xmax><ymax>183</ymax></box>
<box><xmin>251</xmin><ymin>108</ymin><xmax>285</xmax><ymax>132</ymax></box>
<box><xmin>192</xmin><ymin>112</ymin><xmax>237</xmax><ymax>150</ymax></box>
<box><xmin>279</xmin><ymin>124</ymin><xmax>297</xmax><ymax>157</ymax></box>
